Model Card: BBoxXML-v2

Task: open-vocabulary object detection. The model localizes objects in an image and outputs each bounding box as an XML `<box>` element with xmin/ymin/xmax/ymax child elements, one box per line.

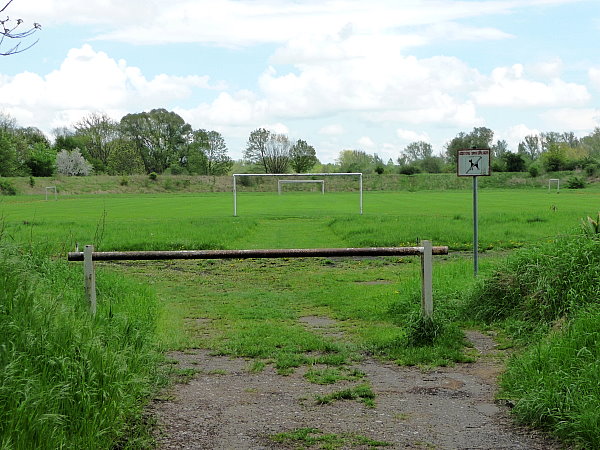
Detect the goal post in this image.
<box><xmin>232</xmin><ymin>173</ymin><xmax>363</xmax><ymax>216</ymax></box>
<box><xmin>278</xmin><ymin>179</ymin><xmax>324</xmax><ymax>195</ymax></box>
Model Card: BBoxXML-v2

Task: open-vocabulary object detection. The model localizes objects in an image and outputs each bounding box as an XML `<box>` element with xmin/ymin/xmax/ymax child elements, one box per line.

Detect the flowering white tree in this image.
<box><xmin>56</xmin><ymin>149</ymin><xmax>93</xmax><ymax>176</ymax></box>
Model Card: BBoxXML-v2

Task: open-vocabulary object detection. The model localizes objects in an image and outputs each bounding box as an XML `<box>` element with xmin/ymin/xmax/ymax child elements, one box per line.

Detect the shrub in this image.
<box><xmin>148</xmin><ymin>172</ymin><xmax>158</xmax><ymax>181</ymax></box>
<box><xmin>0</xmin><ymin>179</ymin><xmax>17</xmax><ymax>195</ymax></box>
<box><xmin>119</xmin><ymin>177</ymin><xmax>129</xmax><ymax>186</ymax></box>
<box><xmin>399</xmin><ymin>164</ymin><xmax>421</xmax><ymax>175</ymax></box>
<box><xmin>566</xmin><ymin>175</ymin><xmax>586</xmax><ymax>189</ymax></box>
<box><xmin>55</xmin><ymin>148</ymin><xmax>92</xmax><ymax>176</ymax></box>
<box><xmin>528</xmin><ymin>164</ymin><xmax>540</xmax><ymax>178</ymax></box>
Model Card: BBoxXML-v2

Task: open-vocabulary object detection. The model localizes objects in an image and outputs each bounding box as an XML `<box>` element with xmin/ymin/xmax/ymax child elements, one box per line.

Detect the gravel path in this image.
<box><xmin>149</xmin><ymin>326</ymin><xmax>560</xmax><ymax>449</ymax></box>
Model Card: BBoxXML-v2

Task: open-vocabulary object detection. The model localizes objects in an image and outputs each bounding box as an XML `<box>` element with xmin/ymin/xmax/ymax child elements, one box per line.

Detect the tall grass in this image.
<box><xmin>0</xmin><ymin>243</ymin><xmax>163</xmax><ymax>448</ymax></box>
<box><xmin>463</xmin><ymin>228</ymin><xmax>600</xmax><ymax>446</ymax></box>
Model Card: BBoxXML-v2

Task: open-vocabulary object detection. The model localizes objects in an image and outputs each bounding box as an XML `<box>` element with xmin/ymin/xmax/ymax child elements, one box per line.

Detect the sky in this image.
<box><xmin>1</xmin><ymin>0</ymin><xmax>599</xmax><ymax>163</ymax></box>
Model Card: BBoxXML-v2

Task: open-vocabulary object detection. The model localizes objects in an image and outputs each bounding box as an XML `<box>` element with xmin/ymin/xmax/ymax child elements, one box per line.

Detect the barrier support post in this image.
<box><xmin>84</xmin><ymin>245</ymin><xmax>97</xmax><ymax>316</ymax></box>
<box><xmin>421</xmin><ymin>240</ymin><xmax>433</xmax><ymax>318</ymax></box>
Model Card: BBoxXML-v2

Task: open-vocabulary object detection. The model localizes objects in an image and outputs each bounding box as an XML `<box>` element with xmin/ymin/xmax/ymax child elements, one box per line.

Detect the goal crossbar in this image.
<box><xmin>232</xmin><ymin>172</ymin><xmax>363</xmax><ymax>216</ymax></box>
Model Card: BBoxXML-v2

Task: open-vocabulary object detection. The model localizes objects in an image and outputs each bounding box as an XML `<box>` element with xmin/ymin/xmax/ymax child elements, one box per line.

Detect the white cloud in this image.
<box><xmin>319</xmin><ymin>124</ymin><xmax>345</xmax><ymax>136</ymax></box>
<box><xmin>500</xmin><ymin>124</ymin><xmax>541</xmax><ymax>150</ymax></box>
<box><xmin>473</xmin><ymin>64</ymin><xmax>590</xmax><ymax>107</ymax></box>
<box><xmin>357</xmin><ymin>136</ymin><xmax>376</xmax><ymax>149</ymax></box>
<box><xmin>0</xmin><ymin>45</ymin><xmax>223</xmax><ymax>131</ymax></box>
<box><xmin>11</xmin><ymin>0</ymin><xmax>561</xmax><ymax>47</ymax></box>
<box><xmin>396</xmin><ymin>129</ymin><xmax>430</xmax><ymax>142</ymax></box>
<box><xmin>590</xmin><ymin>68</ymin><xmax>600</xmax><ymax>90</ymax></box>
<box><xmin>540</xmin><ymin>108</ymin><xmax>600</xmax><ymax>131</ymax></box>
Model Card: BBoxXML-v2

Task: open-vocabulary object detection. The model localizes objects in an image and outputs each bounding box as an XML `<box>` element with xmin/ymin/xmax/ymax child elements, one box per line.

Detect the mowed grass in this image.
<box><xmin>1</xmin><ymin>188</ymin><xmax>599</xmax><ymax>252</ymax></box>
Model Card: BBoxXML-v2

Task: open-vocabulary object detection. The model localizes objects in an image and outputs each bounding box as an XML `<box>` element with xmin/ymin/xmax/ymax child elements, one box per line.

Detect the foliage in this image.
<box><xmin>0</xmin><ymin>244</ymin><xmax>163</xmax><ymax>448</ymax></box>
<box><xmin>566</xmin><ymin>175</ymin><xmax>586</xmax><ymax>189</ymax></box>
<box><xmin>445</xmin><ymin>127</ymin><xmax>494</xmax><ymax>163</ymax></box>
<box><xmin>26</xmin><ymin>143</ymin><xmax>55</xmax><ymax>176</ymax></box>
<box><xmin>502</xmin><ymin>152</ymin><xmax>526</xmax><ymax>172</ymax></box>
<box><xmin>120</xmin><ymin>108</ymin><xmax>192</xmax><ymax>174</ymax></box>
<box><xmin>0</xmin><ymin>178</ymin><xmax>17</xmax><ymax>195</ymax></box>
<box><xmin>74</xmin><ymin>112</ymin><xmax>119</xmax><ymax>171</ymax></box>
<box><xmin>55</xmin><ymin>148</ymin><xmax>93</xmax><ymax>176</ymax></box>
<box><xmin>336</xmin><ymin>149</ymin><xmax>375</xmax><ymax>173</ymax></box>
<box><xmin>270</xmin><ymin>427</ymin><xmax>392</xmax><ymax>448</ymax></box>
<box><xmin>148</xmin><ymin>171</ymin><xmax>158</xmax><ymax>181</ymax></box>
<box><xmin>205</xmin><ymin>130</ymin><xmax>233</xmax><ymax>176</ymax></box>
<box><xmin>244</xmin><ymin>128</ymin><xmax>271</xmax><ymax>172</ymax></box>
<box><xmin>581</xmin><ymin>212</ymin><xmax>600</xmax><ymax>236</ymax></box>
<box><xmin>289</xmin><ymin>139</ymin><xmax>318</xmax><ymax>173</ymax></box>
<box><xmin>399</xmin><ymin>164</ymin><xmax>421</xmax><ymax>175</ymax></box>
<box><xmin>264</xmin><ymin>133</ymin><xmax>291</xmax><ymax>173</ymax></box>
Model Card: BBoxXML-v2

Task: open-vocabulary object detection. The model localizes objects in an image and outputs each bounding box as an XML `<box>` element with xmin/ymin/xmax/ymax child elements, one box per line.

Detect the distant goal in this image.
<box><xmin>232</xmin><ymin>173</ymin><xmax>363</xmax><ymax>216</ymax></box>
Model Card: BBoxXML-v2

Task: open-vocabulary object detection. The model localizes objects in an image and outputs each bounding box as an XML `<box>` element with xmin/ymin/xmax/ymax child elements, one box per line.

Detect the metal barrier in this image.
<box><xmin>69</xmin><ymin>242</ymin><xmax>448</xmax><ymax>317</ymax></box>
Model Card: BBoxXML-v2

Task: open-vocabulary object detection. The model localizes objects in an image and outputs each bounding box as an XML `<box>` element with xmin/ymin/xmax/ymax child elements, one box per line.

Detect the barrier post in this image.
<box><xmin>421</xmin><ymin>240</ymin><xmax>433</xmax><ymax>318</ymax></box>
<box><xmin>84</xmin><ymin>245</ymin><xmax>97</xmax><ymax>315</ymax></box>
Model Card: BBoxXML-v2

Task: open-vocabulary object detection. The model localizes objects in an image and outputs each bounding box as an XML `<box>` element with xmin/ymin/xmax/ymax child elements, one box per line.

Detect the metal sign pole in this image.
<box><xmin>473</xmin><ymin>176</ymin><xmax>478</xmax><ymax>276</ymax></box>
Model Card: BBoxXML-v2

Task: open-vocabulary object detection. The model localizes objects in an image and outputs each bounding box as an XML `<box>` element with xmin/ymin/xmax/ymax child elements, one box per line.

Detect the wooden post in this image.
<box><xmin>84</xmin><ymin>245</ymin><xmax>97</xmax><ymax>315</ymax></box>
<box><xmin>421</xmin><ymin>240</ymin><xmax>433</xmax><ymax>318</ymax></box>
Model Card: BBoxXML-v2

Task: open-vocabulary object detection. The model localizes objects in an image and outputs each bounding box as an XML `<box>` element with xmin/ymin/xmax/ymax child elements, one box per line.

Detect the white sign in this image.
<box><xmin>457</xmin><ymin>149</ymin><xmax>491</xmax><ymax>177</ymax></box>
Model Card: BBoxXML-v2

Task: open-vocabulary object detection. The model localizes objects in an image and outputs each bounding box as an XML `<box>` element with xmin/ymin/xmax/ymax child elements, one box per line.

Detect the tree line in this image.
<box><xmin>0</xmin><ymin>109</ymin><xmax>234</xmax><ymax>177</ymax></box>
<box><xmin>2</xmin><ymin>109</ymin><xmax>600</xmax><ymax>178</ymax></box>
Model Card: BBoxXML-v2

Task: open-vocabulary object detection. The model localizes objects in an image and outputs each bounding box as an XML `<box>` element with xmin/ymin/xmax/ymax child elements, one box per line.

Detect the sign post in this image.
<box><xmin>457</xmin><ymin>148</ymin><xmax>491</xmax><ymax>276</ymax></box>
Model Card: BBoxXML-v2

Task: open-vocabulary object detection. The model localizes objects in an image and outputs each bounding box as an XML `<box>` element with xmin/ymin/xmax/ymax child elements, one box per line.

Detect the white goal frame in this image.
<box><xmin>548</xmin><ymin>178</ymin><xmax>560</xmax><ymax>192</ymax></box>
<box><xmin>45</xmin><ymin>186</ymin><xmax>57</xmax><ymax>201</ymax></box>
<box><xmin>232</xmin><ymin>173</ymin><xmax>363</xmax><ymax>216</ymax></box>
<box><xmin>278</xmin><ymin>179</ymin><xmax>324</xmax><ymax>195</ymax></box>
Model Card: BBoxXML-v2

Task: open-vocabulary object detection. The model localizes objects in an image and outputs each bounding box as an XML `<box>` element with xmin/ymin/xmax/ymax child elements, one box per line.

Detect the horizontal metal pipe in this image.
<box><xmin>68</xmin><ymin>246</ymin><xmax>448</xmax><ymax>262</ymax></box>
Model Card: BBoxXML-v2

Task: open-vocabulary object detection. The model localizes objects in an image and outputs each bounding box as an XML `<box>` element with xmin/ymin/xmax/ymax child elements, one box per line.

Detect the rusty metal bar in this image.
<box><xmin>68</xmin><ymin>246</ymin><xmax>448</xmax><ymax>262</ymax></box>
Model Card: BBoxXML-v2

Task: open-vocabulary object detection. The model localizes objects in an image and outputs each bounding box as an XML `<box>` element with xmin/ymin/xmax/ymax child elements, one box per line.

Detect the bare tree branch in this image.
<box><xmin>1</xmin><ymin>0</ymin><xmax>41</xmax><ymax>56</ymax></box>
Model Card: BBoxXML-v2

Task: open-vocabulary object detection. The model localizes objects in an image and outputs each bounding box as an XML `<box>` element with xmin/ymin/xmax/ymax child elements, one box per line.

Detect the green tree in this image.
<box><xmin>263</xmin><ymin>133</ymin><xmax>291</xmax><ymax>173</ymax></box>
<box><xmin>244</xmin><ymin>128</ymin><xmax>271</xmax><ymax>172</ymax></box>
<box><xmin>402</xmin><ymin>141</ymin><xmax>433</xmax><ymax>163</ymax></box>
<box><xmin>205</xmin><ymin>130</ymin><xmax>232</xmax><ymax>176</ymax></box>
<box><xmin>0</xmin><ymin>129</ymin><xmax>18</xmax><ymax>176</ymax></box>
<box><xmin>502</xmin><ymin>152</ymin><xmax>526</xmax><ymax>172</ymax></box>
<box><xmin>74</xmin><ymin>112</ymin><xmax>119</xmax><ymax>172</ymax></box>
<box><xmin>445</xmin><ymin>127</ymin><xmax>494</xmax><ymax>164</ymax></box>
<box><xmin>105</xmin><ymin>138</ymin><xmax>144</xmax><ymax>175</ymax></box>
<box><xmin>336</xmin><ymin>150</ymin><xmax>375</xmax><ymax>173</ymax></box>
<box><xmin>26</xmin><ymin>143</ymin><xmax>55</xmax><ymax>176</ymax></box>
<box><xmin>119</xmin><ymin>109</ymin><xmax>192</xmax><ymax>174</ymax></box>
<box><xmin>289</xmin><ymin>139</ymin><xmax>318</xmax><ymax>173</ymax></box>
<box><xmin>518</xmin><ymin>135</ymin><xmax>541</xmax><ymax>161</ymax></box>
<box><xmin>581</xmin><ymin>128</ymin><xmax>600</xmax><ymax>157</ymax></box>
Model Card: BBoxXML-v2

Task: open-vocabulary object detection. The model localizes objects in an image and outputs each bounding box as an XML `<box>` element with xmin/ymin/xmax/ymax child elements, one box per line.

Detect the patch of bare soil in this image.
<box><xmin>149</xmin><ymin>324</ymin><xmax>560</xmax><ymax>449</ymax></box>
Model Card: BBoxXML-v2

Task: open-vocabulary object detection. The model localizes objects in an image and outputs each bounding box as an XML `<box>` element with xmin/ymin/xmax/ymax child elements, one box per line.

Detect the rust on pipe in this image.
<box><xmin>68</xmin><ymin>246</ymin><xmax>448</xmax><ymax>262</ymax></box>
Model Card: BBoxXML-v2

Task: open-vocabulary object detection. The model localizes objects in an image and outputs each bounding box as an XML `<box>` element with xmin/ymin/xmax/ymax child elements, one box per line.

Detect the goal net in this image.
<box><xmin>232</xmin><ymin>173</ymin><xmax>363</xmax><ymax>216</ymax></box>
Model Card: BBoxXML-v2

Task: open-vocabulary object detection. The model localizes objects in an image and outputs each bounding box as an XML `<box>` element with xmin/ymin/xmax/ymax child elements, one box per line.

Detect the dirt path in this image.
<box><xmin>149</xmin><ymin>324</ymin><xmax>560</xmax><ymax>449</ymax></box>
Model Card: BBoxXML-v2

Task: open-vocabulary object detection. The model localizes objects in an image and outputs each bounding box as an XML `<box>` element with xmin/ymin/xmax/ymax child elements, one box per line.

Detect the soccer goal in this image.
<box><xmin>45</xmin><ymin>186</ymin><xmax>57</xmax><ymax>201</ymax></box>
<box><xmin>232</xmin><ymin>173</ymin><xmax>363</xmax><ymax>216</ymax></box>
<box><xmin>548</xmin><ymin>178</ymin><xmax>560</xmax><ymax>193</ymax></box>
<box><xmin>277</xmin><ymin>179</ymin><xmax>324</xmax><ymax>195</ymax></box>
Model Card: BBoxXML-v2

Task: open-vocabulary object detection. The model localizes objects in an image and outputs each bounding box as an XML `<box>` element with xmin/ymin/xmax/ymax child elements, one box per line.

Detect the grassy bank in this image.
<box><xmin>463</xmin><ymin>226</ymin><xmax>600</xmax><ymax>447</ymax></box>
<box><xmin>0</xmin><ymin>171</ymin><xmax>589</xmax><ymax>196</ymax></box>
<box><xmin>0</xmin><ymin>243</ymin><xmax>164</xmax><ymax>448</ymax></box>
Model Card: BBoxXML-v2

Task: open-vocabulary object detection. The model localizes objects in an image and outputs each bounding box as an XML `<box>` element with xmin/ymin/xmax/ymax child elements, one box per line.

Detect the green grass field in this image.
<box><xmin>2</xmin><ymin>186</ymin><xmax>600</xmax><ymax>448</ymax></box>
<box><xmin>1</xmin><ymin>188</ymin><xmax>599</xmax><ymax>252</ymax></box>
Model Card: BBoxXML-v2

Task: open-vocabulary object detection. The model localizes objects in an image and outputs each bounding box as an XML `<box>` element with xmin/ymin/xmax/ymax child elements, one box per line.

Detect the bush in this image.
<box><xmin>528</xmin><ymin>164</ymin><xmax>540</xmax><ymax>178</ymax></box>
<box><xmin>566</xmin><ymin>175</ymin><xmax>586</xmax><ymax>189</ymax></box>
<box><xmin>399</xmin><ymin>164</ymin><xmax>421</xmax><ymax>175</ymax></box>
<box><xmin>148</xmin><ymin>172</ymin><xmax>158</xmax><ymax>181</ymax></box>
<box><xmin>0</xmin><ymin>179</ymin><xmax>17</xmax><ymax>195</ymax></box>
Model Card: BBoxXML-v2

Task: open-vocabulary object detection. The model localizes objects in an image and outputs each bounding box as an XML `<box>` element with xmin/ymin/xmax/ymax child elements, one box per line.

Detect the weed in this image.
<box><xmin>315</xmin><ymin>383</ymin><xmax>376</xmax><ymax>407</ymax></box>
<box><xmin>270</xmin><ymin>427</ymin><xmax>392</xmax><ymax>449</ymax></box>
<box><xmin>304</xmin><ymin>367</ymin><xmax>365</xmax><ymax>385</ymax></box>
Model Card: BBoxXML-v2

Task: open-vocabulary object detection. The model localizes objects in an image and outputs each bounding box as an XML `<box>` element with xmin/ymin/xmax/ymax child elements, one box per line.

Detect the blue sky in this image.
<box><xmin>1</xmin><ymin>0</ymin><xmax>599</xmax><ymax>163</ymax></box>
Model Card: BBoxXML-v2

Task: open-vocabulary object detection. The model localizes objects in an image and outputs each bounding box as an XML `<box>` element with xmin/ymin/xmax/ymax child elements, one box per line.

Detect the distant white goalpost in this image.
<box><xmin>232</xmin><ymin>173</ymin><xmax>363</xmax><ymax>216</ymax></box>
<box><xmin>278</xmin><ymin>179</ymin><xmax>324</xmax><ymax>195</ymax></box>
<box><xmin>548</xmin><ymin>178</ymin><xmax>560</xmax><ymax>193</ymax></box>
